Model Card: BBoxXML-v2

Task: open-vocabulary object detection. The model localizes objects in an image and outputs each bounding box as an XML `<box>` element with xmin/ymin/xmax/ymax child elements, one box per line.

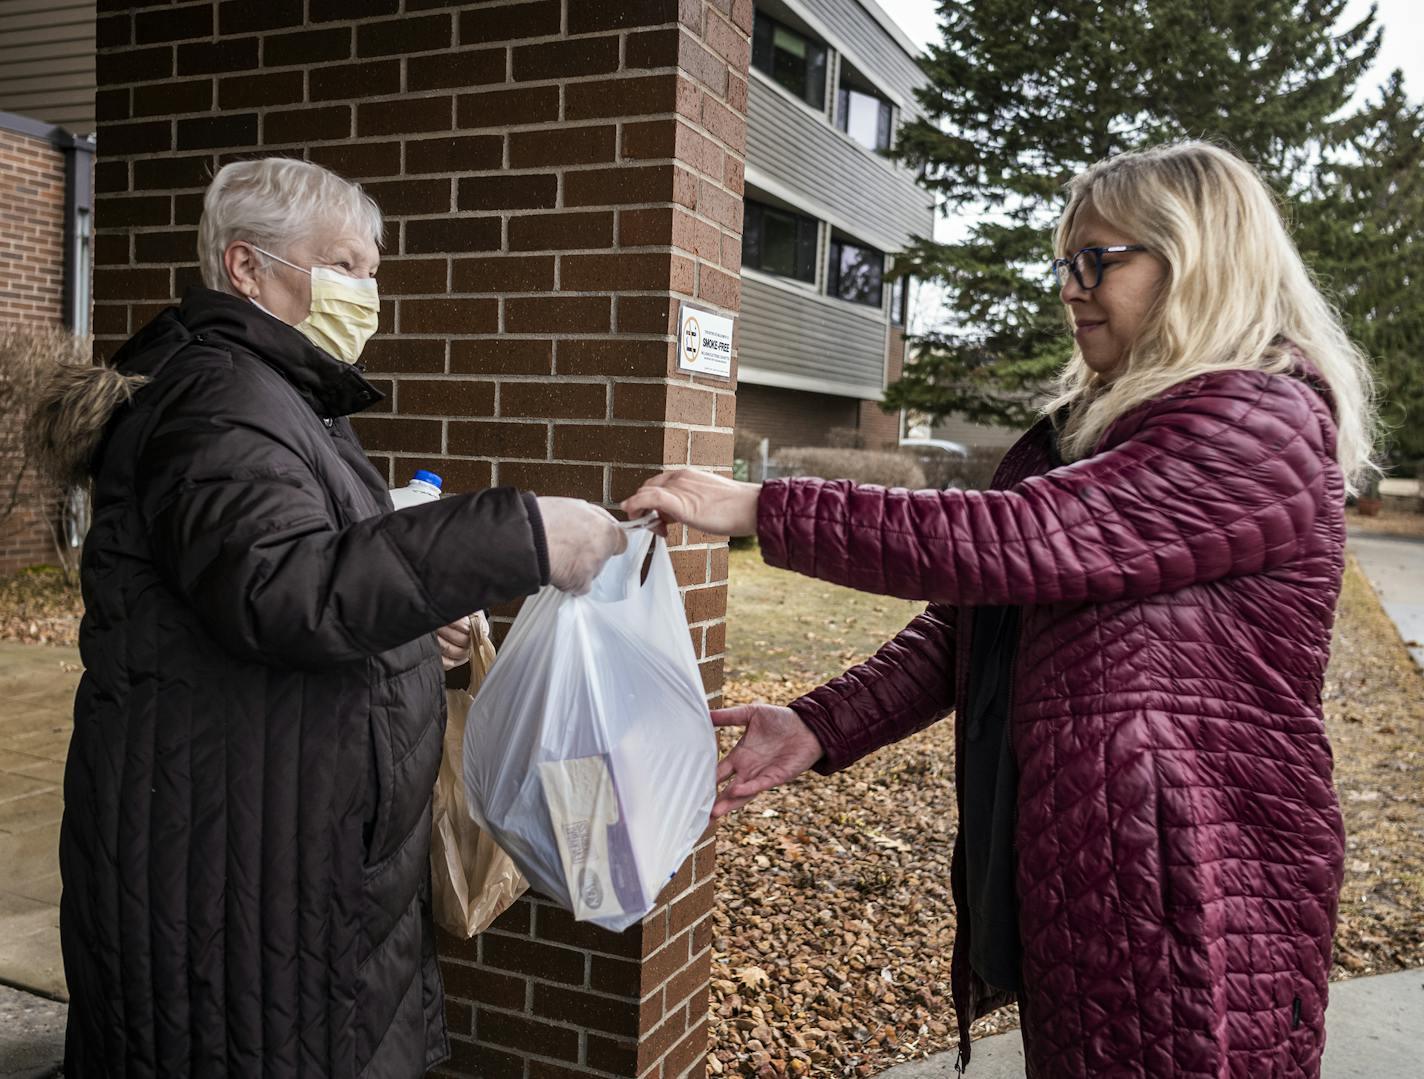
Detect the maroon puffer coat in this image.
<box><xmin>762</xmin><ymin>368</ymin><xmax>1346</xmax><ymax>1078</ymax></box>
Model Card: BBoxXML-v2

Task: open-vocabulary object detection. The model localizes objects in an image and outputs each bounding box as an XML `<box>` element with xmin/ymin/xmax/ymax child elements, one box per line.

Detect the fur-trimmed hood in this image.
<box><xmin>26</xmin><ymin>361</ymin><xmax>147</xmax><ymax>486</ymax></box>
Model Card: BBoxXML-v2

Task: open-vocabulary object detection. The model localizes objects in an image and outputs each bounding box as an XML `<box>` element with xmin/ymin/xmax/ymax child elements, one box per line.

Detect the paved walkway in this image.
<box><xmin>879</xmin><ymin>969</ymin><xmax>1424</xmax><ymax>1078</ymax></box>
<box><xmin>10</xmin><ymin>970</ymin><xmax>1419</xmax><ymax>1078</ymax></box>
<box><xmin>0</xmin><ymin>643</ymin><xmax>80</xmax><ymax>1002</ymax></box>
<box><xmin>1350</xmin><ymin>531</ymin><xmax>1424</xmax><ymax>669</ymax></box>
<box><xmin>0</xmin><ymin>984</ymin><xmax>64</xmax><ymax>1079</ymax></box>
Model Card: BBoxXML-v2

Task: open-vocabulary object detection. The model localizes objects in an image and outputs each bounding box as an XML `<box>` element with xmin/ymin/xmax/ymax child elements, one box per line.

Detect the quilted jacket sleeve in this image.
<box><xmin>759</xmin><ymin>372</ymin><xmax>1336</xmax><ymax>607</ymax></box>
<box><xmin>790</xmin><ymin>604</ymin><xmax>956</xmax><ymax>774</ymax></box>
<box><xmin>137</xmin><ymin>363</ymin><xmax>549</xmax><ymax>668</ymax></box>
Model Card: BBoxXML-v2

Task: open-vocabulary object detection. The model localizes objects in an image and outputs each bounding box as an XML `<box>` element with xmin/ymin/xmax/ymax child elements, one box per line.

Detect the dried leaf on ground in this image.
<box><xmin>0</xmin><ymin>566</ymin><xmax>81</xmax><ymax>647</ymax></box>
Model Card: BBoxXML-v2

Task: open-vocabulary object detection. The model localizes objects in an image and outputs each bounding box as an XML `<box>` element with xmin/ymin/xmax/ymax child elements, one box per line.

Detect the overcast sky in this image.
<box><xmin>874</xmin><ymin>0</ymin><xmax>1423</xmax><ymax>108</ymax></box>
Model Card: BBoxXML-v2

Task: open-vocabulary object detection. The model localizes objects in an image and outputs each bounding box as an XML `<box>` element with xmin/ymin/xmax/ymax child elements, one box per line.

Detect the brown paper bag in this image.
<box><xmin>431</xmin><ymin>612</ymin><xmax>528</xmax><ymax>938</ymax></box>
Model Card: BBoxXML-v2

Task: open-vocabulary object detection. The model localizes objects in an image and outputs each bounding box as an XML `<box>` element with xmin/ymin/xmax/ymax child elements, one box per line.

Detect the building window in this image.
<box><xmin>828</xmin><ymin>238</ymin><xmax>884</xmax><ymax>308</ymax></box>
<box><xmin>744</xmin><ymin>199</ymin><xmax>819</xmax><ymax>284</ymax></box>
<box><xmin>837</xmin><ymin>83</ymin><xmax>893</xmax><ymax>152</ymax></box>
<box><xmin>752</xmin><ymin>11</ymin><xmax>827</xmax><ymax>110</ymax></box>
<box><xmin>890</xmin><ymin>274</ymin><xmax>910</xmax><ymax>325</ymax></box>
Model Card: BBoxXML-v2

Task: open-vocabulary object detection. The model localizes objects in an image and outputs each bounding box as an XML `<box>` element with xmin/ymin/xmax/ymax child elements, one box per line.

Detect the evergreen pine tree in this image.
<box><xmin>1296</xmin><ymin>72</ymin><xmax>1424</xmax><ymax>466</ymax></box>
<box><xmin>888</xmin><ymin>0</ymin><xmax>1379</xmax><ymax>428</ymax></box>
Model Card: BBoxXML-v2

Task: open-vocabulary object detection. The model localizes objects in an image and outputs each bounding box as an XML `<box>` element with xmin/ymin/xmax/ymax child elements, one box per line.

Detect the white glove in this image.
<box><xmin>536</xmin><ymin>497</ymin><xmax>628</xmax><ymax>595</ymax></box>
<box><xmin>436</xmin><ymin>615</ymin><xmax>475</xmax><ymax>671</ymax></box>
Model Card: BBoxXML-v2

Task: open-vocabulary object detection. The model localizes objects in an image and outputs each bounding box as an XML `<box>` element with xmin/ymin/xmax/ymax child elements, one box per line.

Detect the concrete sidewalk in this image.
<box><xmin>0</xmin><ymin>984</ymin><xmax>64</xmax><ymax>1079</ymax></box>
<box><xmin>879</xmin><ymin>969</ymin><xmax>1424</xmax><ymax>1078</ymax></box>
<box><xmin>1350</xmin><ymin>531</ymin><xmax>1424</xmax><ymax>669</ymax></box>
<box><xmin>4</xmin><ymin>968</ymin><xmax>1418</xmax><ymax>1077</ymax></box>
<box><xmin>0</xmin><ymin>643</ymin><xmax>81</xmax><ymax>1002</ymax></box>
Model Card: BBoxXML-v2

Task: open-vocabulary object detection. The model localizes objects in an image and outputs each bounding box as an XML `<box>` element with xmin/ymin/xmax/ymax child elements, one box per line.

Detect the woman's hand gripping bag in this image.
<box><xmin>462</xmin><ymin>526</ymin><xmax>716</xmax><ymax>932</ymax></box>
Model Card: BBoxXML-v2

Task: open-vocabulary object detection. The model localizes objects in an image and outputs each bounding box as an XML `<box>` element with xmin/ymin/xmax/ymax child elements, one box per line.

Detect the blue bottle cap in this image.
<box><xmin>413</xmin><ymin>470</ymin><xmax>443</xmax><ymax>490</ymax></box>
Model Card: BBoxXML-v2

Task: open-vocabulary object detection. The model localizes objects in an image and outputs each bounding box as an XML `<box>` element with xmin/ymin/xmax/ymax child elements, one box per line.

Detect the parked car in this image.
<box><xmin>899</xmin><ymin>437</ymin><xmax>971</xmax><ymax>490</ymax></box>
<box><xmin>899</xmin><ymin>437</ymin><xmax>969</xmax><ymax>458</ymax></box>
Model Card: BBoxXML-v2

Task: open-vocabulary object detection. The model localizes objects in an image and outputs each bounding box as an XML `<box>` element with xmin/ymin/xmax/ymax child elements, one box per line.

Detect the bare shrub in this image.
<box><xmin>0</xmin><ymin>325</ymin><xmax>94</xmax><ymax>577</ymax></box>
<box><xmin>772</xmin><ymin>446</ymin><xmax>927</xmax><ymax>489</ymax></box>
<box><xmin>0</xmin><ymin>326</ymin><xmax>88</xmax><ymax>512</ymax></box>
<box><xmin>824</xmin><ymin>426</ymin><xmax>865</xmax><ymax>449</ymax></box>
<box><xmin>734</xmin><ymin>427</ymin><xmax>766</xmax><ymax>465</ymax></box>
<box><xmin>733</xmin><ymin>427</ymin><xmax>769</xmax><ymax>483</ymax></box>
<box><xmin>952</xmin><ymin>446</ymin><xmax>1009</xmax><ymax>490</ymax></box>
<box><xmin>904</xmin><ymin>445</ymin><xmax>1008</xmax><ymax>490</ymax></box>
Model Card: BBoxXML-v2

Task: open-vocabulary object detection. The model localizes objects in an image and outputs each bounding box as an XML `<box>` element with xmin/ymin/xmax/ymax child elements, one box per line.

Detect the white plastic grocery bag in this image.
<box><xmin>462</xmin><ymin>524</ymin><xmax>716</xmax><ymax>932</ymax></box>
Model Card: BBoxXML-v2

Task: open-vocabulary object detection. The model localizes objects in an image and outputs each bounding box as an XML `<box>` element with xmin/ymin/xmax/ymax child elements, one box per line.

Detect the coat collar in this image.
<box><xmin>114</xmin><ymin>287</ymin><xmax>384</xmax><ymax>420</ymax></box>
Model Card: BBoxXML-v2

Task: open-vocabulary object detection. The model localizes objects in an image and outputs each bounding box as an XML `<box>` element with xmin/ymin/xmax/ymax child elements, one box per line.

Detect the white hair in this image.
<box><xmin>198</xmin><ymin>157</ymin><xmax>384</xmax><ymax>294</ymax></box>
<box><xmin>1046</xmin><ymin>141</ymin><xmax>1377</xmax><ymax>493</ymax></box>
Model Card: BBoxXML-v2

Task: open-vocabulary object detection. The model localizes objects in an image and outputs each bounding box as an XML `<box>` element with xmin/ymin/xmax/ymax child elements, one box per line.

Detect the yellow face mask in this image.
<box><xmin>250</xmin><ymin>245</ymin><xmax>380</xmax><ymax>365</ymax></box>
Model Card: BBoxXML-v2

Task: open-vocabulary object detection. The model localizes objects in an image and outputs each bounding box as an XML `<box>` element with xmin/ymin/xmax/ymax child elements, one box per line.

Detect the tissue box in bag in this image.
<box><xmin>462</xmin><ymin>527</ymin><xmax>716</xmax><ymax>931</ymax></box>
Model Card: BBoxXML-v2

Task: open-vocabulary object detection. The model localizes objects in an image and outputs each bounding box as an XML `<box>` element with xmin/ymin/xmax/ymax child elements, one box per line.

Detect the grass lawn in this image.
<box><xmin>723</xmin><ymin>541</ymin><xmax>923</xmax><ymax>690</ymax></box>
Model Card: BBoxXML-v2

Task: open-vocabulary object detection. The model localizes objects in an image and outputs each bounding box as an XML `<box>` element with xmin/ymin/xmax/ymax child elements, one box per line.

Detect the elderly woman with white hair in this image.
<box><xmin>32</xmin><ymin>157</ymin><xmax>625</xmax><ymax>1078</ymax></box>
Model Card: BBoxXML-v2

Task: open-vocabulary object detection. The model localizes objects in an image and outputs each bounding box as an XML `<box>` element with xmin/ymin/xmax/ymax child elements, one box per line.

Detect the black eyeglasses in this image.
<box><xmin>1050</xmin><ymin>245</ymin><xmax>1147</xmax><ymax>290</ymax></box>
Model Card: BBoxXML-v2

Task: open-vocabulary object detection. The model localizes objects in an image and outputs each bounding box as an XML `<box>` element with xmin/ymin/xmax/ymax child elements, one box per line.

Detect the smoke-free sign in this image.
<box><xmin>676</xmin><ymin>303</ymin><xmax>733</xmax><ymax>380</ymax></box>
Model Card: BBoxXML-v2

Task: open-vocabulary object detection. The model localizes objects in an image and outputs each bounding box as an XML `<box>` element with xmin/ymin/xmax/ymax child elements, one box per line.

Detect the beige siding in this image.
<box><xmin>0</xmin><ymin>0</ymin><xmax>96</xmax><ymax>134</ymax></box>
<box><xmin>740</xmin><ymin>273</ymin><xmax>890</xmax><ymax>396</ymax></box>
<box><xmin>748</xmin><ymin>75</ymin><xmax>929</xmax><ymax>253</ymax></box>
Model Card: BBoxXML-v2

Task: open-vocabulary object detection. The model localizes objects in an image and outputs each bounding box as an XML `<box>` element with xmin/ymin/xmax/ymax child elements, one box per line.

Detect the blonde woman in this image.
<box><xmin>625</xmin><ymin>142</ymin><xmax>1374</xmax><ymax>1077</ymax></box>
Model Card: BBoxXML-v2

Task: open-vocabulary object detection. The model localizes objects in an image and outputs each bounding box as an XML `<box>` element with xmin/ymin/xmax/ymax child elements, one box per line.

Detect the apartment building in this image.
<box><xmin>735</xmin><ymin>0</ymin><xmax>933</xmax><ymax>452</ymax></box>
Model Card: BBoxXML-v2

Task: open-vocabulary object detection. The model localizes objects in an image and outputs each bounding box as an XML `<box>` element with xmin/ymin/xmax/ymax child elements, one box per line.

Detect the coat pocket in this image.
<box><xmin>364</xmin><ymin>656</ymin><xmax>443</xmax><ymax>868</ymax></box>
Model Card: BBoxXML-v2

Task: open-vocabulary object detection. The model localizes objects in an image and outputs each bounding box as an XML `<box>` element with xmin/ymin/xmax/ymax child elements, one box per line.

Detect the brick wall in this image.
<box><xmin>0</xmin><ymin>126</ymin><xmax>67</xmax><ymax>574</ymax></box>
<box><xmin>737</xmin><ymin>331</ymin><xmax>906</xmax><ymax>456</ymax></box>
<box><xmin>0</xmin><ymin>130</ymin><xmax>66</xmax><ymax>323</ymax></box>
<box><xmin>0</xmin><ymin>468</ymin><xmax>63</xmax><ymax>575</ymax></box>
<box><xmin>94</xmin><ymin>2</ymin><xmax>751</xmax><ymax>1076</ymax></box>
<box><xmin>734</xmin><ymin>383</ymin><xmax>858</xmax><ymax>451</ymax></box>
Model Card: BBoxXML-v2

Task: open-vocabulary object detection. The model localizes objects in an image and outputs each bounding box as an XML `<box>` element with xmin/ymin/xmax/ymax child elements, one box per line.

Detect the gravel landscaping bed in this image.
<box><xmin>0</xmin><ymin>566</ymin><xmax>80</xmax><ymax>648</ymax></box>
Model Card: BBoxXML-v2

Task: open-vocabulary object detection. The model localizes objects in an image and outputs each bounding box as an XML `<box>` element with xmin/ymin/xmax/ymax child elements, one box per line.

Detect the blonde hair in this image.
<box><xmin>198</xmin><ymin>157</ymin><xmax>383</xmax><ymax>294</ymax></box>
<box><xmin>1046</xmin><ymin>141</ymin><xmax>1376</xmax><ymax>493</ymax></box>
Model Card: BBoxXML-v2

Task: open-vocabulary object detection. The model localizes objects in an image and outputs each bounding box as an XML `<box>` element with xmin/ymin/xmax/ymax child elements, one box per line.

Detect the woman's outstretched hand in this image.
<box><xmin>621</xmin><ymin>470</ymin><xmax>761</xmax><ymax>538</ymax></box>
<box><xmin>710</xmin><ymin>703</ymin><xmax>824</xmax><ymax>818</ymax></box>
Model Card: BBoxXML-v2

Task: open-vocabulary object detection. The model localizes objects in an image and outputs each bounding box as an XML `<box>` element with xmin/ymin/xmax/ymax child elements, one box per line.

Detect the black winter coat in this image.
<box><xmin>50</xmin><ymin>289</ymin><xmax>549</xmax><ymax>1078</ymax></box>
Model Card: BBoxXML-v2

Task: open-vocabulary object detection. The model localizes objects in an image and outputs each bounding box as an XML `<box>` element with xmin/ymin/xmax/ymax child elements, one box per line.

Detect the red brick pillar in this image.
<box><xmin>93</xmin><ymin>3</ymin><xmax>750</xmax><ymax>1076</ymax></box>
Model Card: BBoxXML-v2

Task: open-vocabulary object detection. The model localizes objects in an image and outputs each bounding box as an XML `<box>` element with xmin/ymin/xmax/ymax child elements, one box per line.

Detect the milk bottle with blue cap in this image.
<box><xmin>389</xmin><ymin>469</ymin><xmax>442</xmax><ymax>510</ymax></box>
